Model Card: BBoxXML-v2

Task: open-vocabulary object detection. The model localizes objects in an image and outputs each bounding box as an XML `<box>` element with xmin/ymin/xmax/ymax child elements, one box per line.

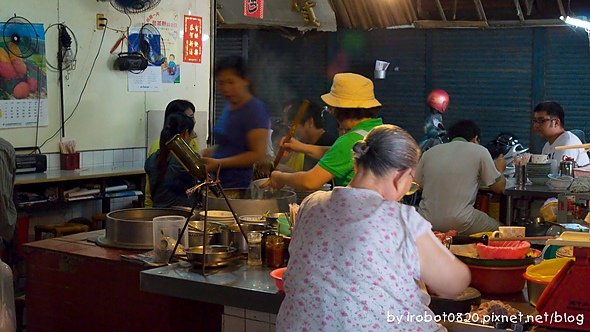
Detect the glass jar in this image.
<box><xmin>247</xmin><ymin>232</ymin><xmax>263</xmax><ymax>266</ymax></box>
<box><xmin>266</xmin><ymin>234</ymin><xmax>285</xmax><ymax>268</ymax></box>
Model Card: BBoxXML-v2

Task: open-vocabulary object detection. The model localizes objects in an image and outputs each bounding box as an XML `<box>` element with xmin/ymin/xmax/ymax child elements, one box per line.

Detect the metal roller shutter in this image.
<box><xmin>247</xmin><ymin>30</ymin><xmax>329</xmax><ymax>118</ymax></box>
<box><xmin>361</xmin><ymin>29</ymin><xmax>428</xmax><ymax>141</ymax></box>
<box><xmin>430</xmin><ymin>28</ymin><xmax>534</xmax><ymax>148</ymax></box>
<box><xmin>544</xmin><ymin>26</ymin><xmax>590</xmax><ymax>143</ymax></box>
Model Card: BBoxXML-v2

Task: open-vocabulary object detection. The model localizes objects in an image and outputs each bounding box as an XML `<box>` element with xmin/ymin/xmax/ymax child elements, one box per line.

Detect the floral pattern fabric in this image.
<box><xmin>276</xmin><ymin>187</ymin><xmax>445</xmax><ymax>332</ymax></box>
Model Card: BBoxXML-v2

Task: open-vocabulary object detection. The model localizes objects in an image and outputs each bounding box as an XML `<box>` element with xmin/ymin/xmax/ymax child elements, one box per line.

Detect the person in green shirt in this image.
<box><xmin>264</xmin><ymin>73</ymin><xmax>383</xmax><ymax>191</ymax></box>
<box><xmin>145</xmin><ymin>99</ymin><xmax>199</xmax><ymax>208</ymax></box>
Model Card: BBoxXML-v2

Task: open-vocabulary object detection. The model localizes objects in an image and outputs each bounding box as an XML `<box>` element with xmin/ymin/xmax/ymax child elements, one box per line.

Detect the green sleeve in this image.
<box><xmin>317</xmin><ymin>133</ymin><xmax>362</xmax><ymax>184</ymax></box>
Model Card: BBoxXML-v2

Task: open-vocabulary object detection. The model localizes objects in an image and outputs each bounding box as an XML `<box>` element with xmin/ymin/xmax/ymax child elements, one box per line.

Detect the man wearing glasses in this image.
<box><xmin>532</xmin><ymin>101</ymin><xmax>589</xmax><ymax>165</ymax></box>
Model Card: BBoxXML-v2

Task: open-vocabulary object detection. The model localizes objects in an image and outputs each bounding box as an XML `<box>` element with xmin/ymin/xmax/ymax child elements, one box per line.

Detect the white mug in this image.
<box><xmin>531</xmin><ymin>154</ymin><xmax>548</xmax><ymax>164</ymax></box>
<box><xmin>492</xmin><ymin>226</ymin><xmax>526</xmax><ymax>239</ymax></box>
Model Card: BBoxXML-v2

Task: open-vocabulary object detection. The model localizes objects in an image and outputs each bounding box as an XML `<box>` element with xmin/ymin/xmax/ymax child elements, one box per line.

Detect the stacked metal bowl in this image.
<box><xmin>526</xmin><ymin>162</ymin><xmax>551</xmax><ymax>185</ymax></box>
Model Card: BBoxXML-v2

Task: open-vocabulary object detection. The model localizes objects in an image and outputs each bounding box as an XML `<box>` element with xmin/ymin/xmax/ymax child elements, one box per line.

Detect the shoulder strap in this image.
<box><xmin>351</xmin><ymin>129</ymin><xmax>369</xmax><ymax>137</ymax></box>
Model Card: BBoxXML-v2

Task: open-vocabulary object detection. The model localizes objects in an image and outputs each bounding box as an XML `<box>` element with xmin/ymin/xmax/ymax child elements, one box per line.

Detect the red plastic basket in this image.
<box><xmin>476</xmin><ymin>241</ymin><xmax>531</xmax><ymax>260</ymax></box>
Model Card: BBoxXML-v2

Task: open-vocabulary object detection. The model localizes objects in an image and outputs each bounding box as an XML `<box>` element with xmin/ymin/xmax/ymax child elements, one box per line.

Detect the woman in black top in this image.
<box><xmin>144</xmin><ymin>113</ymin><xmax>197</xmax><ymax>208</ymax></box>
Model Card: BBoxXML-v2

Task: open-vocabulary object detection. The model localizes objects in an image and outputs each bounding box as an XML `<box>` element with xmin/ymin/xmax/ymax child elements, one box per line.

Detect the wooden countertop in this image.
<box><xmin>24</xmin><ymin>230</ymin><xmax>143</xmax><ymax>261</ymax></box>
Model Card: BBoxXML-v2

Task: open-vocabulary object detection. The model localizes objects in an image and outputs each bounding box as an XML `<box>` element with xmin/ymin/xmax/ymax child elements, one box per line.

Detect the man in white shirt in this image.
<box><xmin>533</xmin><ymin>101</ymin><xmax>590</xmax><ymax>165</ymax></box>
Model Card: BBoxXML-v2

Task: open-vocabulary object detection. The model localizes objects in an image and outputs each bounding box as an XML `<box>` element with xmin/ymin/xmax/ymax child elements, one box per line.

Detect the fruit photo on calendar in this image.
<box><xmin>0</xmin><ymin>17</ymin><xmax>47</xmax><ymax>101</ymax></box>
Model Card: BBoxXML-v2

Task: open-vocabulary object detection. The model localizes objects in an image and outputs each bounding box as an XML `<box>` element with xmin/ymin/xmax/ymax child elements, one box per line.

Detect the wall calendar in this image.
<box><xmin>0</xmin><ymin>21</ymin><xmax>48</xmax><ymax>128</ymax></box>
<box><xmin>0</xmin><ymin>99</ymin><xmax>48</xmax><ymax>127</ymax></box>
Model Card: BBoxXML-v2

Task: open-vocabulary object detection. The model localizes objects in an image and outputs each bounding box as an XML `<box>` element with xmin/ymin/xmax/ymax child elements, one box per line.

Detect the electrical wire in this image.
<box><xmin>38</xmin><ymin>27</ymin><xmax>107</xmax><ymax>150</ymax></box>
<box><xmin>105</xmin><ymin>11</ymin><xmax>132</xmax><ymax>34</ymax></box>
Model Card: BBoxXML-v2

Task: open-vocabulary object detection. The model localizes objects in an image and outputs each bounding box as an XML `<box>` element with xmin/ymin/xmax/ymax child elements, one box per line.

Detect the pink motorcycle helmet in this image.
<box><xmin>426</xmin><ymin>89</ymin><xmax>450</xmax><ymax>113</ymax></box>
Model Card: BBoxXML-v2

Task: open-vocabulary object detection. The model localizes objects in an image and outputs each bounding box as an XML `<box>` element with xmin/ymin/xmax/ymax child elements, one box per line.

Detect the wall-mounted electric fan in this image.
<box><xmin>138</xmin><ymin>23</ymin><xmax>165</xmax><ymax>66</ymax></box>
<box><xmin>109</xmin><ymin>0</ymin><xmax>161</xmax><ymax>14</ymax></box>
<box><xmin>2</xmin><ymin>15</ymin><xmax>39</xmax><ymax>59</ymax></box>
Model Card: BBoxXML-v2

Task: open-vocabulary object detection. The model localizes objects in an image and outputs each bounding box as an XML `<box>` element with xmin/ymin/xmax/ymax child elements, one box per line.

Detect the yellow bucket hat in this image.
<box><xmin>321</xmin><ymin>73</ymin><xmax>382</xmax><ymax>109</ymax></box>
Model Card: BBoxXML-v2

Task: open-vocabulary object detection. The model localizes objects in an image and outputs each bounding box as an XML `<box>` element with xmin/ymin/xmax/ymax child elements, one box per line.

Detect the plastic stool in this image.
<box><xmin>34</xmin><ymin>222</ymin><xmax>89</xmax><ymax>241</ymax></box>
<box><xmin>91</xmin><ymin>214</ymin><xmax>108</xmax><ymax>230</ymax></box>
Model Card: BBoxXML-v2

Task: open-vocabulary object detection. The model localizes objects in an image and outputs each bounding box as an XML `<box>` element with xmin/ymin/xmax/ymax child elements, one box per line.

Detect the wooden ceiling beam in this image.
<box><xmin>473</xmin><ymin>0</ymin><xmax>488</xmax><ymax>21</ymax></box>
<box><xmin>435</xmin><ymin>0</ymin><xmax>448</xmax><ymax>20</ymax></box>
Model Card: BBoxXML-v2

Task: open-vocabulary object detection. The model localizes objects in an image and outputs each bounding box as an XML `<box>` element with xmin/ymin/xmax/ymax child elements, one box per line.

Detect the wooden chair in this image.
<box><xmin>34</xmin><ymin>221</ymin><xmax>89</xmax><ymax>241</ymax></box>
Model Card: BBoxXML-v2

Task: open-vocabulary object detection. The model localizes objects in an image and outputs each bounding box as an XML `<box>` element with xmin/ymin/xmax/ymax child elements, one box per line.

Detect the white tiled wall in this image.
<box><xmin>222</xmin><ymin>306</ymin><xmax>276</xmax><ymax>332</ymax></box>
<box><xmin>45</xmin><ymin>148</ymin><xmax>146</xmax><ymax>171</ymax></box>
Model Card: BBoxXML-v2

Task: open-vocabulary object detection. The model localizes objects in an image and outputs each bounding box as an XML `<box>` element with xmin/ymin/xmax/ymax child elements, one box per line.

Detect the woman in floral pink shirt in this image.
<box><xmin>277</xmin><ymin>125</ymin><xmax>470</xmax><ymax>331</ymax></box>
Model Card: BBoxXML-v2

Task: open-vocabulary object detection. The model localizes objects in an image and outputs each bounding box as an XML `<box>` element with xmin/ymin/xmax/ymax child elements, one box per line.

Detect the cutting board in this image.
<box><xmin>429</xmin><ymin>287</ymin><xmax>481</xmax><ymax>315</ymax></box>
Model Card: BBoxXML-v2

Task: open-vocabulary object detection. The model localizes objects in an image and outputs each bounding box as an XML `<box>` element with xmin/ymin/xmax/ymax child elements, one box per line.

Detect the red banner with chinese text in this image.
<box><xmin>244</xmin><ymin>0</ymin><xmax>264</xmax><ymax>19</ymax></box>
<box><xmin>183</xmin><ymin>15</ymin><xmax>202</xmax><ymax>63</ymax></box>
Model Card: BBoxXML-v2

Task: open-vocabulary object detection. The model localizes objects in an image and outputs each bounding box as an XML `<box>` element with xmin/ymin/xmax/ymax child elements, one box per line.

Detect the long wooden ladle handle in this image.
<box><xmin>273</xmin><ymin>100</ymin><xmax>310</xmax><ymax>168</ymax></box>
<box><xmin>555</xmin><ymin>143</ymin><xmax>590</xmax><ymax>150</ymax></box>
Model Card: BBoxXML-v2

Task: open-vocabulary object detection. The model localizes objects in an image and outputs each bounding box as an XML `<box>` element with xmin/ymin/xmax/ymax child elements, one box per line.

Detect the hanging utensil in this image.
<box><xmin>273</xmin><ymin>100</ymin><xmax>310</xmax><ymax>169</ymax></box>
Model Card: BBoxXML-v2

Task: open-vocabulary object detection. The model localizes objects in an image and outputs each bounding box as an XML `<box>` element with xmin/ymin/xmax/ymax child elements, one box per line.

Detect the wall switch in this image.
<box><xmin>96</xmin><ymin>14</ymin><xmax>105</xmax><ymax>30</ymax></box>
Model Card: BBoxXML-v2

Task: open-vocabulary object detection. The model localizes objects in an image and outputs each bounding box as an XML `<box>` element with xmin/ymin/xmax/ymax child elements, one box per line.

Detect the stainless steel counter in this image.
<box><xmin>141</xmin><ymin>261</ymin><xmax>571</xmax><ymax>331</ymax></box>
<box><xmin>140</xmin><ymin>261</ymin><xmax>284</xmax><ymax>314</ymax></box>
<box><xmin>503</xmin><ymin>185</ymin><xmax>567</xmax><ymax>224</ymax></box>
<box><xmin>15</xmin><ymin>165</ymin><xmax>145</xmax><ymax>185</ymax></box>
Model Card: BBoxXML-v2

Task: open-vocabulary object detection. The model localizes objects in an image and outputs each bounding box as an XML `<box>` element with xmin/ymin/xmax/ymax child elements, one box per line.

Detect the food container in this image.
<box><xmin>185</xmin><ymin>245</ymin><xmax>237</xmax><ymax>267</ymax></box>
<box><xmin>187</xmin><ymin>220</ymin><xmax>227</xmax><ymax>247</ymax></box>
<box><xmin>540</xmin><ymin>200</ymin><xmax>558</xmax><ymax>222</ymax></box>
<box><xmin>270</xmin><ymin>267</ymin><xmax>287</xmax><ymax>292</ymax></box>
<box><xmin>523</xmin><ymin>257</ymin><xmax>574</xmax><ymax>306</ymax></box>
<box><xmin>467</xmin><ymin>264</ymin><xmax>529</xmax><ymax>294</ymax></box>
<box><xmin>265</xmin><ymin>212</ymin><xmax>287</xmax><ymax>228</ymax></box>
<box><xmin>265</xmin><ymin>234</ymin><xmax>285</xmax><ymax>268</ymax></box>
<box><xmin>547</xmin><ymin>174</ymin><xmax>573</xmax><ymax>190</ymax></box>
<box><xmin>476</xmin><ymin>241</ymin><xmax>531</xmax><ymax>260</ymax></box>
<box><xmin>222</xmin><ymin>222</ymin><xmax>270</xmax><ymax>254</ymax></box>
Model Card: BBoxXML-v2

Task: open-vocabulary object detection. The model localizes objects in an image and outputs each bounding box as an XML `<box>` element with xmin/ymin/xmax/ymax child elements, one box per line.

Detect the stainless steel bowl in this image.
<box><xmin>185</xmin><ymin>245</ymin><xmax>237</xmax><ymax>267</ymax></box>
<box><xmin>188</xmin><ymin>220</ymin><xmax>227</xmax><ymax>247</ymax></box>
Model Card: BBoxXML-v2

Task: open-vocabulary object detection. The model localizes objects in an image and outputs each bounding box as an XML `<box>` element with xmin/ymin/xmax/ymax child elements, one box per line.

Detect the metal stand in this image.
<box><xmin>167</xmin><ymin>170</ymin><xmax>250</xmax><ymax>276</ymax></box>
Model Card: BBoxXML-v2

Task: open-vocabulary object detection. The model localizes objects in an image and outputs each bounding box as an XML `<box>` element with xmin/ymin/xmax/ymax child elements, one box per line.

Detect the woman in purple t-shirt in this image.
<box><xmin>201</xmin><ymin>55</ymin><xmax>269</xmax><ymax>188</ymax></box>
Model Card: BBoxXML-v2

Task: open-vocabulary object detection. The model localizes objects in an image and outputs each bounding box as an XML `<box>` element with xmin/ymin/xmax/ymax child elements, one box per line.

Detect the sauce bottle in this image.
<box><xmin>265</xmin><ymin>234</ymin><xmax>285</xmax><ymax>268</ymax></box>
<box><xmin>247</xmin><ymin>232</ymin><xmax>263</xmax><ymax>266</ymax></box>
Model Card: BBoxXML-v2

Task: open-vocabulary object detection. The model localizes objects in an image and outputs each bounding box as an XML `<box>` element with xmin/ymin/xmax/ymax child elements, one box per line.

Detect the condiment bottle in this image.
<box><xmin>265</xmin><ymin>234</ymin><xmax>285</xmax><ymax>268</ymax></box>
<box><xmin>247</xmin><ymin>232</ymin><xmax>263</xmax><ymax>266</ymax></box>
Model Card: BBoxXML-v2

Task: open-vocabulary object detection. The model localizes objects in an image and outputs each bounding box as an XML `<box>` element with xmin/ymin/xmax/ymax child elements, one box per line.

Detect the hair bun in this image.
<box><xmin>353</xmin><ymin>140</ymin><xmax>370</xmax><ymax>157</ymax></box>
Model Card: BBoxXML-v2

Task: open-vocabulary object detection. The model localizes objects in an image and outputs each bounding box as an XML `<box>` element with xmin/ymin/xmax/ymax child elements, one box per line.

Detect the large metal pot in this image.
<box><xmin>205</xmin><ymin>188</ymin><xmax>296</xmax><ymax>216</ymax></box>
<box><xmin>96</xmin><ymin>208</ymin><xmax>192</xmax><ymax>249</ymax></box>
